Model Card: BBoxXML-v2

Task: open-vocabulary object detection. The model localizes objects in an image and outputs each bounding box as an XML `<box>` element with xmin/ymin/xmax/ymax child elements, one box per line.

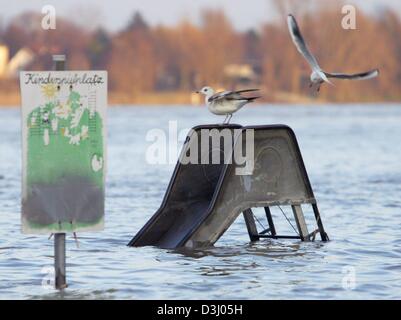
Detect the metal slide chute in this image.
<box><xmin>128</xmin><ymin>124</ymin><xmax>328</xmax><ymax>249</ymax></box>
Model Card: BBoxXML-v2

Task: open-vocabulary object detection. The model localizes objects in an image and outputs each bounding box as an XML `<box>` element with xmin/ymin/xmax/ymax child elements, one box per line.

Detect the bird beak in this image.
<box><xmin>195</xmin><ymin>91</ymin><xmax>200</xmax><ymax>94</ymax></box>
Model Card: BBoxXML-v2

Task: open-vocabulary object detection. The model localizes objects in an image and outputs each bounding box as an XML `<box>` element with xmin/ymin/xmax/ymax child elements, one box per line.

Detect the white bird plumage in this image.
<box><xmin>196</xmin><ymin>86</ymin><xmax>260</xmax><ymax>124</ymax></box>
<box><xmin>287</xmin><ymin>14</ymin><xmax>379</xmax><ymax>92</ymax></box>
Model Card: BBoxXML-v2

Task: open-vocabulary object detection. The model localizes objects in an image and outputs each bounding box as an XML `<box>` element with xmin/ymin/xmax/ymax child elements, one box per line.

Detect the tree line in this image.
<box><xmin>1</xmin><ymin>1</ymin><xmax>400</xmax><ymax>103</ymax></box>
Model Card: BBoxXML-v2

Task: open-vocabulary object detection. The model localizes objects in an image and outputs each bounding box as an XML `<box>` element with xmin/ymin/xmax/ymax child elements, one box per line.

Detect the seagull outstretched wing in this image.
<box><xmin>287</xmin><ymin>14</ymin><xmax>331</xmax><ymax>84</ymax></box>
<box><xmin>324</xmin><ymin>69</ymin><xmax>379</xmax><ymax>80</ymax></box>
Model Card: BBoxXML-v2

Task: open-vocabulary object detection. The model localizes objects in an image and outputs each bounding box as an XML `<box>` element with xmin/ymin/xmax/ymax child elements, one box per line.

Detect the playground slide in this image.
<box><xmin>128</xmin><ymin>124</ymin><xmax>328</xmax><ymax>249</ymax></box>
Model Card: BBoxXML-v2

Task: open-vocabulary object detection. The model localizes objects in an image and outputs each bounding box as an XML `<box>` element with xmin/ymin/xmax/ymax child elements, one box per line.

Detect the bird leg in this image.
<box><xmin>227</xmin><ymin>114</ymin><xmax>233</xmax><ymax>124</ymax></box>
<box><xmin>222</xmin><ymin>114</ymin><xmax>228</xmax><ymax>124</ymax></box>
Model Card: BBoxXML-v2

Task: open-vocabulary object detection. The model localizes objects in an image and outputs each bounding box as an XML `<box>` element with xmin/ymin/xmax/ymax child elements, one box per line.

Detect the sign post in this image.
<box><xmin>53</xmin><ymin>55</ymin><xmax>67</xmax><ymax>289</ymax></box>
<box><xmin>20</xmin><ymin>56</ymin><xmax>107</xmax><ymax>290</ymax></box>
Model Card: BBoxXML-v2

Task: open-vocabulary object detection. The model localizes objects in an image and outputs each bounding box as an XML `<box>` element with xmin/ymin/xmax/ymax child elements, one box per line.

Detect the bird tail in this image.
<box><xmin>246</xmin><ymin>96</ymin><xmax>261</xmax><ymax>102</ymax></box>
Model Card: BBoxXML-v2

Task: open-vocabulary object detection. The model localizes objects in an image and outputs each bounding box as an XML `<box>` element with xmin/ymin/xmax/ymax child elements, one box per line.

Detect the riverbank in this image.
<box><xmin>0</xmin><ymin>89</ymin><xmax>324</xmax><ymax>107</ymax></box>
<box><xmin>1</xmin><ymin>88</ymin><xmax>399</xmax><ymax>107</ymax></box>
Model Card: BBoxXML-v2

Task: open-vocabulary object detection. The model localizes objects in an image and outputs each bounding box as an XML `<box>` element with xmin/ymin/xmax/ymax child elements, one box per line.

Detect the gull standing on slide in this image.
<box><xmin>196</xmin><ymin>86</ymin><xmax>260</xmax><ymax>124</ymax></box>
<box><xmin>287</xmin><ymin>14</ymin><xmax>379</xmax><ymax>92</ymax></box>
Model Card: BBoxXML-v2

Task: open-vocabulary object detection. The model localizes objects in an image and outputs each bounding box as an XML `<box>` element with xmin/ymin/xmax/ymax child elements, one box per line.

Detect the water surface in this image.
<box><xmin>0</xmin><ymin>104</ymin><xmax>400</xmax><ymax>299</ymax></box>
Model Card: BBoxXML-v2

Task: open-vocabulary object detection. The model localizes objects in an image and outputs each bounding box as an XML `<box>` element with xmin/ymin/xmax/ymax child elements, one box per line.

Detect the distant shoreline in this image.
<box><xmin>2</xmin><ymin>90</ymin><xmax>399</xmax><ymax>107</ymax></box>
<box><xmin>2</xmin><ymin>102</ymin><xmax>400</xmax><ymax>108</ymax></box>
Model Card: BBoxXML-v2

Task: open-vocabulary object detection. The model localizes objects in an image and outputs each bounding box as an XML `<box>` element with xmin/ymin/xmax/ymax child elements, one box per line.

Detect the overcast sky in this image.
<box><xmin>1</xmin><ymin>0</ymin><xmax>400</xmax><ymax>31</ymax></box>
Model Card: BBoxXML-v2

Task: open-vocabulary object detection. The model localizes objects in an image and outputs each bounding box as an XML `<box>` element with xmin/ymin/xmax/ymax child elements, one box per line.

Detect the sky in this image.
<box><xmin>0</xmin><ymin>0</ymin><xmax>400</xmax><ymax>32</ymax></box>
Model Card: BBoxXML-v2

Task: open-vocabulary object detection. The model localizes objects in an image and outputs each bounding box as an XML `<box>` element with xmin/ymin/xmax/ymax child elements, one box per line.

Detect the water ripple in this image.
<box><xmin>1</xmin><ymin>105</ymin><xmax>401</xmax><ymax>299</ymax></box>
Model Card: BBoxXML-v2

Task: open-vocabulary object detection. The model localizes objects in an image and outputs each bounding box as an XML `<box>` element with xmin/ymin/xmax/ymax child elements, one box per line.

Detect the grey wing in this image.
<box><xmin>208</xmin><ymin>89</ymin><xmax>260</xmax><ymax>102</ymax></box>
<box><xmin>208</xmin><ymin>91</ymin><xmax>232</xmax><ymax>103</ymax></box>
<box><xmin>232</xmin><ymin>88</ymin><xmax>260</xmax><ymax>94</ymax></box>
<box><xmin>287</xmin><ymin>14</ymin><xmax>321</xmax><ymax>71</ymax></box>
<box><xmin>324</xmin><ymin>69</ymin><xmax>379</xmax><ymax>80</ymax></box>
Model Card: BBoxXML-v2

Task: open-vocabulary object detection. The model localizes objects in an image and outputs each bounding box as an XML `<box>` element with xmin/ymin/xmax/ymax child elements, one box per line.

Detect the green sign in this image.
<box><xmin>20</xmin><ymin>71</ymin><xmax>107</xmax><ymax>234</ymax></box>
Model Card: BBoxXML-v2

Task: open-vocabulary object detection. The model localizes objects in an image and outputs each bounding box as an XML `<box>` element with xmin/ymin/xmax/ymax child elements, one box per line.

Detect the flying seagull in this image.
<box><xmin>196</xmin><ymin>87</ymin><xmax>260</xmax><ymax>124</ymax></box>
<box><xmin>287</xmin><ymin>14</ymin><xmax>379</xmax><ymax>92</ymax></box>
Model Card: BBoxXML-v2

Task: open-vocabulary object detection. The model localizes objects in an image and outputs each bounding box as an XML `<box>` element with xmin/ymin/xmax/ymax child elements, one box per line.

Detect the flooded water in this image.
<box><xmin>0</xmin><ymin>104</ymin><xmax>400</xmax><ymax>299</ymax></box>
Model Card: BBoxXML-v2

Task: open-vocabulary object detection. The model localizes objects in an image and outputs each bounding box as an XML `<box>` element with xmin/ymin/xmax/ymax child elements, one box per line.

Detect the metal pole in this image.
<box><xmin>243</xmin><ymin>209</ymin><xmax>260</xmax><ymax>241</ymax></box>
<box><xmin>264</xmin><ymin>207</ymin><xmax>276</xmax><ymax>236</ymax></box>
<box><xmin>312</xmin><ymin>204</ymin><xmax>329</xmax><ymax>241</ymax></box>
<box><xmin>53</xmin><ymin>54</ymin><xmax>66</xmax><ymax>71</ymax></box>
<box><xmin>53</xmin><ymin>54</ymin><xmax>67</xmax><ymax>289</ymax></box>
<box><xmin>291</xmin><ymin>205</ymin><xmax>309</xmax><ymax>241</ymax></box>
<box><xmin>54</xmin><ymin>233</ymin><xmax>67</xmax><ymax>289</ymax></box>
